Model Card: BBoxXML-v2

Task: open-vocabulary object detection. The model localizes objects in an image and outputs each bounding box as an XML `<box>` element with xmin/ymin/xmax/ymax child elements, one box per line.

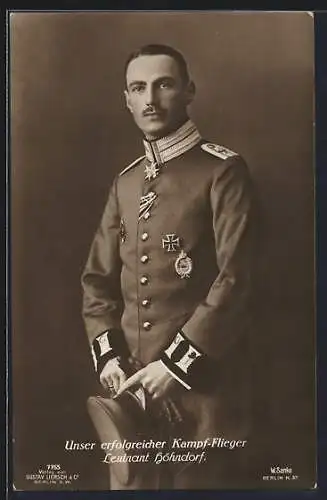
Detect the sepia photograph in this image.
<box><xmin>10</xmin><ymin>10</ymin><xmax>315</xmax><ymax>490</ymax></box>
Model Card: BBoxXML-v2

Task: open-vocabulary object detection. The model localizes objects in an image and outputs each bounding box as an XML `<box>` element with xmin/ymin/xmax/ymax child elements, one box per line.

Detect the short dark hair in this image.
<box><xmin>124</xmin><ymin>44</ymin><xmax>190</xmax><ymax>85</ymax></box>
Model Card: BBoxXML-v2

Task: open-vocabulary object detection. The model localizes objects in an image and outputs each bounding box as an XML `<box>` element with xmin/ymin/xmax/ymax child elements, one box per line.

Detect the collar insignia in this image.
<box><xmin>143</xmin><ymin>120</ymin><xmax>202</xmax><ymax>165</ymax></box>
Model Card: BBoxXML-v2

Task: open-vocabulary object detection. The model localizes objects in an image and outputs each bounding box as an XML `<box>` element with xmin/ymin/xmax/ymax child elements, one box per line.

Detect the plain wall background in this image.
<box><xmin>10</xmin><ymin>11</ymin><xmax>315</xmax><ymax>489</ymax></box>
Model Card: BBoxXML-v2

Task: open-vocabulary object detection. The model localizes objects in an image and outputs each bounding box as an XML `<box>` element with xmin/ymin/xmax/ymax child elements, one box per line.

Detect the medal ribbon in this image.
<box><xmin>139</xmin><ymin>191</ymin><xmax>157</xmax><ymax>221</ymax></box>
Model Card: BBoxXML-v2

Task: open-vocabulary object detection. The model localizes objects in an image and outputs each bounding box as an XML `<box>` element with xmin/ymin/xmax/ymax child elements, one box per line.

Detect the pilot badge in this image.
<box><xmin>145</xmin><ymin>162</ymin><xmax>160</xmax><ymax>181</ymax></box>
<box><xmin>175</xmin><ymin>250</ymin><xmax>193</xmax><ymax>279</ymax></box>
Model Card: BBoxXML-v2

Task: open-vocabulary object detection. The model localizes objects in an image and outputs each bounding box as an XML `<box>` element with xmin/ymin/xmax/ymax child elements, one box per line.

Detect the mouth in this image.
<box><xmin>143</xmin><ymin>111</ymin><xmax>163</xmax><ymax>118</ymax></box>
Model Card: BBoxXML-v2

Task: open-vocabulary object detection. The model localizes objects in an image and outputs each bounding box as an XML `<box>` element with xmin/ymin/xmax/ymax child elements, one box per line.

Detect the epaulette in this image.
<box><xmin>119</xmin><ymin>155</ymin><xmax>145</xmax><ymax>176</ymax></box>
<box><xmin>201</xmin><ymin>142</ymin><xmax>238</xmax><ymax>160</ymax></box>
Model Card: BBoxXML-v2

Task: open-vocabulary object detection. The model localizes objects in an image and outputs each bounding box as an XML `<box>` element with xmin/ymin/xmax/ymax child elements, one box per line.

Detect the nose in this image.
<box><xmin>145</xmin><ymin>84</ymin><xmax>156</xmax><ymax>106</ymax></box>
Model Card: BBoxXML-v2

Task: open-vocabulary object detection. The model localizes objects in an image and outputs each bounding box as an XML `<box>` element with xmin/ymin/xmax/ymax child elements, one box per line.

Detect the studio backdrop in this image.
<box><xmin>10</xmin><ymin>11</ymin><xmax>315</xmax><ymax>490</ymax></box>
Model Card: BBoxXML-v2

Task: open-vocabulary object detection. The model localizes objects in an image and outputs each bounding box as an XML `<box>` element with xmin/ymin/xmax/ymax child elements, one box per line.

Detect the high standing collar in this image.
<box><xmin>143</xmin><ymin>120</ymin><xmax>202</xmax><ymax>165</ymax></box>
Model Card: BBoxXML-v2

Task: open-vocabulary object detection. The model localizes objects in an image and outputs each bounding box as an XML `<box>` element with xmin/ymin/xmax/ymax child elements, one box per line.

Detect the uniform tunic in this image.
<box><xmin>82</xmin><ymin>120</ymin><xmax>256</xmax><ymax>447</ymax></box>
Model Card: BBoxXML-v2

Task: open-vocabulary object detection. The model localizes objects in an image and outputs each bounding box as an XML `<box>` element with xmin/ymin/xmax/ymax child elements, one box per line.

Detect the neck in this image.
<box><xmin>142</xmin><ymin>118</ymin><xmax>202</xmax><ymax>165</ymax></box>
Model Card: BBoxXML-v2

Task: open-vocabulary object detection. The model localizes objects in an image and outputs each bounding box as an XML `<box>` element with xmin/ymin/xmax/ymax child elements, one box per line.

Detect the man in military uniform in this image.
<box><xmin>82</xmin><ymin>44</ymin><xmax>256</xmax><ymax>489</ymax></box>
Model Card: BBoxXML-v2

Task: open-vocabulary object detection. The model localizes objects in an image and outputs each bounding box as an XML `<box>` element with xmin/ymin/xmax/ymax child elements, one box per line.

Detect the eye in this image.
<box><xmin>131</xmin><ymin>85</ymin><xmax>145</xmax><ymax>93</ymax></box>
<box><xmin>159</xmin><ymin>80</ymin><xmax>173</xmax><ymax>89</ymax></box>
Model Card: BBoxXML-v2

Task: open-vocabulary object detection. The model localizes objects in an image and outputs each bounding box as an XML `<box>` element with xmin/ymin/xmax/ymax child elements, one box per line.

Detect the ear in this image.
<box><xmin>124</xmin><ymin>89</ymin><xmax>133</xmax><ymax>114</ymax></box>
<box><xmin>184</xmin><ymin>80</ymin><xmax>196</xmax><ymax>106</ymax></box>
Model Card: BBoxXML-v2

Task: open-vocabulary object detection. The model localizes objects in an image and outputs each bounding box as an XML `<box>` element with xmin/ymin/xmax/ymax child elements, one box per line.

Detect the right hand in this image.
<box><xmin>99</xmin><ymin>357</ymin><xmax>127</xmax><ymax>395</ymax></box>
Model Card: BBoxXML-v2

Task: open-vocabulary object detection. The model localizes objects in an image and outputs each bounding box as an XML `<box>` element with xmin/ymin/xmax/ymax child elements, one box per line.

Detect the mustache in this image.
<box><xmin>143</xmin><ymin>106</ymin><xmax>164</xmax><ymax>117</ymax></box>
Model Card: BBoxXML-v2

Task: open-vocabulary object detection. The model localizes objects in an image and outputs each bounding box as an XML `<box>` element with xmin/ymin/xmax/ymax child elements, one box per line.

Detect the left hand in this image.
<box><xmin>115</xmin><ymin>360</ymin><xmax>176</xmax><ymax>400</ymax></box>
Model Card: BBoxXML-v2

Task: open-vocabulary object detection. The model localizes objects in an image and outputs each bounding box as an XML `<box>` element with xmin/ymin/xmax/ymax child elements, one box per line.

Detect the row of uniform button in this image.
<box><xmin>140</xmin><ymin>214</ymin><xmax>151</xmax><ymax>329</ymax></box>
<box><xmin>140</xmin><ymin>273</ymin><xmax>151</xmax><ymax>329</ymax></box>
<box><xmin>140</xmin><ymin>216</ymin><xmax>150</xmax><ymax>288</ymax></box>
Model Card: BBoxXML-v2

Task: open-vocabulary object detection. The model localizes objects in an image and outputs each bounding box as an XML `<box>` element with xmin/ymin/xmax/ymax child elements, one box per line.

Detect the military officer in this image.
<box><xmin>82</xmin><ymin>44</ymin><xmax>256</xmax><ymax>489</ymax></box>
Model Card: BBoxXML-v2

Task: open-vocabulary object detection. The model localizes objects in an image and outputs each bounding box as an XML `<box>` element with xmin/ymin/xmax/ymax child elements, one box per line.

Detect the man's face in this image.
<box><xmin>124</xmin><ymin>54</ymin><xmax>194</xmax><ymax>139</ymax></box>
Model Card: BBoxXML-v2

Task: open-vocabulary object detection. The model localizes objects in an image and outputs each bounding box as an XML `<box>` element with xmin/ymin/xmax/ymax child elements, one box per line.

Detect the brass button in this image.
<box><xmin>141</xmin><ymin>232</ymin><xmax>149</xmax><ymax>241</ymax></box>
<box><xmin>141</xmin><ymin>298</ymin><xmax>151</xmax><ymax>307</ymax></box>
<box><xmin>140</xmin><ymin>276</ymin><xmax>149</xmax><ymax>285</ymax></box>
<box><xmin>140</xmin><ymin>254</ymin><xmax>149</xmax><ymax>264</ymax></box>
<box><xmin>143</xmin><ymin>212</ymin><xmax>150</xmax><ymax>220</ymax></box>
<box><xmin>143</xmin><ymin>321</ymin><xmax>152</xmax><ymax>330</ymax></box>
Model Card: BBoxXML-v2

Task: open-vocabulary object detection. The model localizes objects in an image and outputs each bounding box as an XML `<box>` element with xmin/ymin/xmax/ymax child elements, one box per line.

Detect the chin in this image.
<box><xmin>142</xmin><ymin>124</ymin><xmax>168</xmax><ymax>139</ymax></box>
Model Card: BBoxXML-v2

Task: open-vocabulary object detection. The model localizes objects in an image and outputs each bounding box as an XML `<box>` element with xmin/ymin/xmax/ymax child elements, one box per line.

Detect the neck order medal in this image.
<box><xmin>144</xmin><ymin>161</ymin><xmax>160</xmax><ymax>181</ymax></box>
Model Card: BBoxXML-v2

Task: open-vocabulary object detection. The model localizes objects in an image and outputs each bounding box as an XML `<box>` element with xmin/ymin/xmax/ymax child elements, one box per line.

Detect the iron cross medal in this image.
<box><xmin>162</xmin><ymin>234</ymin><xmax>181</xmax><ymax>252</ymax></box>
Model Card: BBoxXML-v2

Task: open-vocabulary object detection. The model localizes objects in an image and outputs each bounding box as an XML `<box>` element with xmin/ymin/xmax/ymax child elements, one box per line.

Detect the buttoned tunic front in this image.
<box><xmin>82</xmin><ymin>120</ymin><xmax>256</xmax><ymax>442</ymax></box>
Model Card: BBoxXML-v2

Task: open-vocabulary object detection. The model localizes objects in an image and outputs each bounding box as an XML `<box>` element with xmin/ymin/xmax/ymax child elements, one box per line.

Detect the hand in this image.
<box><xmin>115</xmin><ymin>360</ymin><xmax>176</xmax><ymax>400</ymax></box>
<box><xmin>99</xmin><ymin>357</ymin><xmax>127</xmax><ymax>394</ymax></box>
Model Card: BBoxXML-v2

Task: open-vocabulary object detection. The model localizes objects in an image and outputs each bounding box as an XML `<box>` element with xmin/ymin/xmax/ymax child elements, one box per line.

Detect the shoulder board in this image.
<box><xmin>201</xmin><ymin>142</ymin><xmax>238</xmax><ymax>160</ymax></box>
<box><xmin>119</xmin><ymin>155</ymin><xmax>145</xmax><ymax>176</ymax></box>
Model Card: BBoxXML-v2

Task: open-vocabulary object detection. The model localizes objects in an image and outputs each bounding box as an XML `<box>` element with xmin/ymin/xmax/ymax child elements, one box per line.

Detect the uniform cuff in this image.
<box><xmin>159</xmin><ymin>360</ymin><xmax>191</xmax><ymax>390</ymax></box>
<box><xmin>160</xmin><ymin>330</ymin><xmax>205</xmax><ymax>390</ymax></box>
<box><xmin>91</xmin><ymin>328</ymin><xmax>128</xmax><ymax>375</ymax></box>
